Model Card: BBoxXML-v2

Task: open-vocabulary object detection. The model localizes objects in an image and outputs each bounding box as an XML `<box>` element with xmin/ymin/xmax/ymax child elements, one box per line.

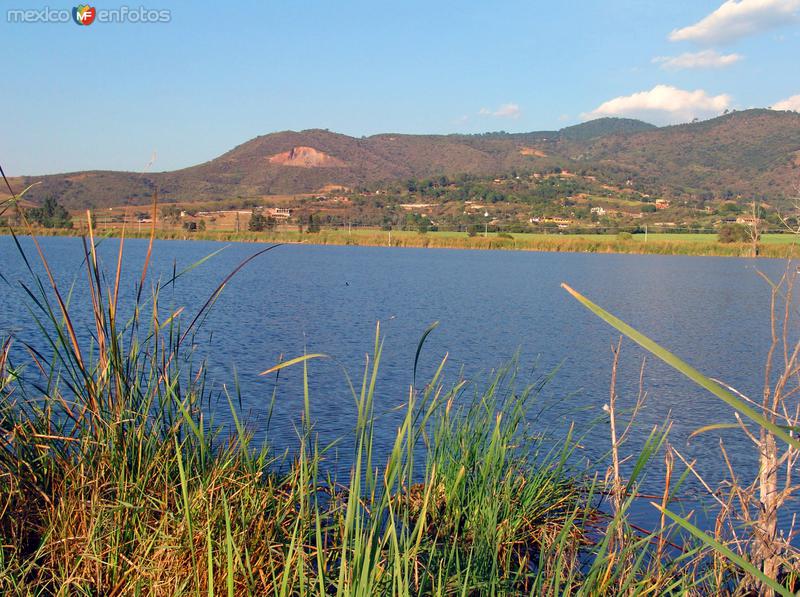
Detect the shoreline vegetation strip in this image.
<box><xmin>3</xmin><ymin>226</ymin><xmax>800</xmax><ymax>258</ymax></box>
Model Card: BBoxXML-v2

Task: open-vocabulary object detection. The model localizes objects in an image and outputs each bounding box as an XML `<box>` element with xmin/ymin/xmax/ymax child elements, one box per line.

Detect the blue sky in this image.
<box><xmin>2</xmin><ymin>0</ymin><xmax>799</xmax><ymax>174</ymax></box>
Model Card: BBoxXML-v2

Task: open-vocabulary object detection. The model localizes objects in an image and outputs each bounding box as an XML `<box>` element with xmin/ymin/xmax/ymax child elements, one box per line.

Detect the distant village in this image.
<box><xmin>74</xmin><ymin>167</ymin><xmax>781</xmax><ymax>236</ymax></box>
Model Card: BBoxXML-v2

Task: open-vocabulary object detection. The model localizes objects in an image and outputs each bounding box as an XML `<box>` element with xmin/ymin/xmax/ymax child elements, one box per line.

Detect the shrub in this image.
<box><xmin>161</xmin><ymin>205</ymin><xmax>182</xmax><ymax>224</ymax></box>
<box><xmin>718</xmin><ymin>223</ymin><xmax>753</xmax><ymax>243</ymax></box>
<box><xmin>27</xmin><ymin>197</ymin><xmax>72</xmax><ymax>228</ymax></box>
<box><xmin>248</xmin><ymin>211</ymin><xmax>276</xmax><ymax>232</ymax></box>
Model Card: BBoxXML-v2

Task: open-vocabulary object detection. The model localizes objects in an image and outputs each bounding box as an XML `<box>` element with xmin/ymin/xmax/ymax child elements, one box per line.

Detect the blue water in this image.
<box><xmin>1</xmin><ymin>236</ymin><xmax>797</xmax><ymax>529</ymax></box>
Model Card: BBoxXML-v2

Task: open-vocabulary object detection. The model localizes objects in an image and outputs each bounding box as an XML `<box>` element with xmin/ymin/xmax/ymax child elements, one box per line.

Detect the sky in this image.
<box><xmin>1</xmin><ymin>0</ymin><xmax>799</xmax><ymax>175</ymax></box>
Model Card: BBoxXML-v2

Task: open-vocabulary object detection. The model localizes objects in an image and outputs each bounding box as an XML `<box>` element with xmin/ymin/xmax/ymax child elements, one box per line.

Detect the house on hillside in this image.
<box><xmin>544</xmin><ymin>217</ymin><xmax>572</xmax><ymax>227</ymax></box>
<box><xmin>269</xmin><ymin>207</ymin><xmax>292</xmax><ymax>219</ymax></box>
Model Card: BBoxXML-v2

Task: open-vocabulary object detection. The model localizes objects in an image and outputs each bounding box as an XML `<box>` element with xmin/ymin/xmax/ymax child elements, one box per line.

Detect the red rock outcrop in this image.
<box><xmin>268</xmin><ymin>146</ymin><xmax>346</xmax><ymax>168</ymax></box>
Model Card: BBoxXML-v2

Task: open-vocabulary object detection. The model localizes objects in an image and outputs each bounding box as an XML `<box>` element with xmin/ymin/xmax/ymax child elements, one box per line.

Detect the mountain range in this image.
<box><xmin>6</xmin><ymin>109</ymin><xmax>800</xmax><ymax>209</ymax></box>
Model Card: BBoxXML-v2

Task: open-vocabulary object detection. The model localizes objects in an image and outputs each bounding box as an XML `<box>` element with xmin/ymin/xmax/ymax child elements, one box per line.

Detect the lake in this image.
<box><xmin>1</xmin><ymin>235</ymin><xmax>797</xmax><ymax>528</ymax></box>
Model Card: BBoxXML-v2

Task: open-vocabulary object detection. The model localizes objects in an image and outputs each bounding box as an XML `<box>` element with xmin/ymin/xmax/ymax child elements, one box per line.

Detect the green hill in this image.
<box><xmin>7</xmin><ymin>110</ymin><xmax>800</xmax><ymax>210</ymax></box>
<box><xmin>572</xmin><ymin>109</ymin><xmax>800</xmax><ymax>201</ymax></box>
<box><xmin>558</xmin><ymin>117</ymin><xmax>657</xmax><ymax>141</ymax></box>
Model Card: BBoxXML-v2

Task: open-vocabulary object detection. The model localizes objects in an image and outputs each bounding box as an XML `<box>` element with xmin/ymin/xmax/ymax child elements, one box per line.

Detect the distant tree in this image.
<box><xmin>248</xmin><ymin>211</ymin><xmax>276</xmax><ymax>232</ymax></box>
<box><xmin>717</xmin><ymin>202</ymin><xmax>743</xmax><ymax>215</ymax></box>
<box><xmin>573</xmin><ymin>207</ymin><xmax>590</xmax><ymax>220</ymax></box>
<box><xmin>198</xmin><ymin>219</ymin><xmax>206</xmax><ymax>231</ymax></box>
<box><xmin>27</xmin><ymin>197</ymin><xmax>72</xmax><ymax>228</ymax></box>
<box><xmin>161</xmin><ymin>205</ymin><xmax>182</xmax><ymax>224</ymax></box>
<box><xmin>641</xmin><ymin>204</ymin><xmax>657</xmax><ymax>213</ymax></box>
<box><xmin>307</xmin><ymin>213</ymin><xmax>320</xmax><ymax>233</ymax></box>
<box><xmin>248</xmin><ymin>211</ymin><xmax>267</xmax><ymax>232</ymax></box>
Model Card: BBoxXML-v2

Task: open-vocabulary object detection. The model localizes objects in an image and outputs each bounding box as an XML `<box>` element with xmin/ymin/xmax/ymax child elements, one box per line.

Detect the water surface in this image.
<box><xmin>1</xmin><ymin>236</ymin><xmax>796</xmax><ymax>526</ymax></box>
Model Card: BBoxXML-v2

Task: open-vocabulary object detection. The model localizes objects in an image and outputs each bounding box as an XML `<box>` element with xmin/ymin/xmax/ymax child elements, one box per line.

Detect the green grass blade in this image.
<box><xmin>222</xmin><ymin>494</ymin><xmax>235</xmax><ymax>597</ymax></box>
<box><xmin>413</xmin><ymin>320</ymin><xmax>439</xmax><ymax>388</ymax></box>
<box><xmin>562</xmin><ymin>283</ymin><xmax>800</xmax><ymax>450</ymax></box>
<box><xmin>206</xmin><ymin>519</ymin><xmax>215</xmax><ymax>597</ymax></box>
<box><xmin>688</xmin><ymin>423</ymin><xmax>742</xmax><ymax>440</ymax></box>
<box><xmin>259</xmin><ymin>353</ymin><xmax>328</xmax><ymax>375</ymax></box>
<box><xmin>653</xmin><ymin>503</ymin><xmax>794</xmax><ymax>597</ymax></box>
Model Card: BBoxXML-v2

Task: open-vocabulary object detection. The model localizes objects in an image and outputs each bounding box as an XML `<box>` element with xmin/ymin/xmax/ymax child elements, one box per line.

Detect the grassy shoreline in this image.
<box><xmin>5</xmin><ymin>225</ymin><xmax>800</xmax><ymax>258</ymax></box>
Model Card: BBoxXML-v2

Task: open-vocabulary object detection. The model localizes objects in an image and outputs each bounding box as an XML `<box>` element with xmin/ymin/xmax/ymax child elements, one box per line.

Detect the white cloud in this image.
<box><xmin>773</xmin><ymin>94</ymin><xmax>800</xmax><ymax>111</ymax></box>
<box><xmin>583</xmin><ymin>85</ymin><xmax>732</xmax><ymax>125</ymax></box>
<box><xmin>478</xmin><ymin>103</ymin><xmax>521</xmax><ymax>119</ymax></box>
<box><xmin>652</xmin><ymin>49</ymin><xmax>742</xmax><ymax>70</ymax></box>
<box><xmin>669</xmin><ymin>0</ymin><xmax>800</xmax><ymax>44</ymax></box>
